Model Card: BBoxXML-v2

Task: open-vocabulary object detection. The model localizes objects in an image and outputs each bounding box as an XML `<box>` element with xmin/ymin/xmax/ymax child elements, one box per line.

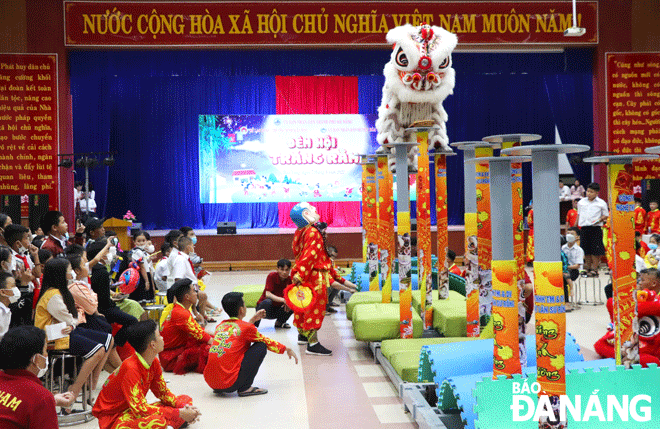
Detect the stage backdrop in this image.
<box><xmin>69</xmin><ymin>49</ymin><xmax>594</xmax><ymax>230</ymax></box>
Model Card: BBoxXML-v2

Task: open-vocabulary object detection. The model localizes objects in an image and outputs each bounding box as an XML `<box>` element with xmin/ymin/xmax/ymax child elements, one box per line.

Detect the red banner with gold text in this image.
<box><xmin>607</xmin><ymin>52</ymin><xmax>660</xmax><ymax>180</ymax></box>
<box><xmin>64</xmin><ymin>1</ymin><xmax>598</xmax><ymax>47</ymax></box>
<box><xmin>0</xmin><ymin>54</ymin><xmax>58</xmax><ymax>212</ymax></box>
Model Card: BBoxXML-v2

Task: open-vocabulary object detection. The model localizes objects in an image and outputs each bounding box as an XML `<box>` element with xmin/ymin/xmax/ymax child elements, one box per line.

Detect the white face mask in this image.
<box><xmin>145</xmin><ymin>244</ymin><xmax>155</xmax><ymax>254</ymax></box>
<box><xmin>18</xmin><ymin>245</ymin><xmax>28</xmax><ymax>254</ymax></box>
<box><xmin>68</xmin><ymin>270</ymin><xmax>76</xmax><ymax>285</ymax></box>
<box><xmin>566</xmin><ymin>234</ymin><xmax>576</xmax><ymax>244</ymax></box>
<box><xmin>4</xmin><ymin>287</ymin><xmax>20</xmax><ymax>304</ymax></box>
<box><xmin>108</xmin><ymin>246</ymin><xmax>117</xmax><ymax>260</ymax></box>
<box><xmin>34</xmin><ymin>354</ymin><xmax>48</xmax><ymax>378</ymax></box>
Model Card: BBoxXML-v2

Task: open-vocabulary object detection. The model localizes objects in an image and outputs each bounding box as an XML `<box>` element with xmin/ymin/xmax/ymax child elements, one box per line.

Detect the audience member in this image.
<box><xmin>92</xmin><ymin>320</ymin><xmax>199</xmax><ymax>429</ymax></box>
<box><xmin>204</xmin><ymin>292</ymin><xmax>298</xmax><ymax>396</ymax></box>
<box><xmin>445</xmin><ymin>249</ymin><xmax>462</xmax><ymax>276</ymax></box>
<box><xmin>636</xmin><ymin>230</ymin><xmax>650</xmax><ymax>258</ymax></box>
<box><xmin>634</xmin><ymin>198</ymin><xmax>647</xmax><ymax>234</ymax></box>
<box><xmin>84</xmin><ymin>217</ymin><xmax>106</xmax><ymax>245</ymax></box>
<box><xmin>648</xmin><ymin>200</ymin><xmax>660</xmax><ymax>234</ymax></box>
<box><xmin>87</xmin><ymin>240</ymin><xmax>140</xmax><ymax>343</ymax></box>
<box><xmin>160</xmin><ymin>279</ymin><xmax>212</xmax><ymax>374</ymax></box>
<box><xmin>566</xmin><ymin>198</ymin><xmax>579</xmax><ymax>228</ymax></box>
<box><xmin>164</xmin><ymin>229</ymin><xmax>183</xmax><ymax>288</ymax></box>
<box><xmin>0</xmin><ymin>325</ymin><xmax>75</xmax><ymax>428</ymax></box>
<box><xmin>639</xmin><ymin>268</ymin><xmax>660</xmax><ymax>295</ymax></box>
<box><xmin>0</xmin><ymin>213</ymin><xmax>12</xmax><ymax>247</ymax></box>
<box><xmin>0</xmin><ymin>272</ymin><xmax>17</xmax><ymax>339</ymax></box>
<box><xmin>559</xmin><ymin>180</ymin><xmax>571</xmax><ymax>201</ymax></box>
<box><xmin>563</xmin><ymin>227</ymin><xmax>584</xmax><ymax>279</ymax></box>
<box><xmin>171</xmin><ymin>235</ymin><xmax>209</xmax><ymax>324</ymax></box>
<box><xmin>577</xmin><ymin>183</ymin><xmax>608</xmax><ymax>277</ymax></box>
<box><xmin>255</xmin><ymin>259</ymin><xmax>294</xmax><ymax>328</ymax></box>
<box><xmin>154</xmin><ymin>242</ymin><xmax>172</xmax><ymax>291</ymax></box>
<box><xmin>35</xmin><ymin>258</ymin><xmax>113</xmax><ymax>404</ymax></box>
<box><xmin>128</xmin><ymin>230</ymin><xmax>153</xmax><ymax>302</ymax></box>
<box><xmin>40</xmin><ymin>211</ymin><xmax>84</xmax><ymax>257</ymax></box>
<box><xmin>4</xmin><ymin>224</ymin><xmax>40</xmax><ymax>326</ymax></box>
<box><xmin>570</xmin><ymin>179</ymin><xmax>585</xmax><ymax>200</ymax></box>
<box><xmin>644</xmin><ymin>234</ymin><xmax>660</xmax><ymax>268</ymax></box>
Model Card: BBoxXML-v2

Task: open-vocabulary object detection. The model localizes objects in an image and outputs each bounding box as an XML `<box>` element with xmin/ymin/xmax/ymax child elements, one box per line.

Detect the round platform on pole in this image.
<box><xmin>404</xmin><ymin>126</ymin><xmax>443</xmax><ymax>133</ymax></box>
<box><xmin>450</xmin><ymin>141</ymin><xmax>493</xmax><ymax>150</ymax></box>
<box><xmin>583</xmin><ymin>154</ymin><xmax>658</xmax><ymax>164</ymax></box>
<box><xmin>464</xmin><ymin>156</ymin><xmax>531</xmax><ymax>165</ymax></box>
<box><xmin>383</xmin><ymin>142</ymin><xmax>420</xmax><ymax>149</ymax></box>
<box><xmin>482</xmin><ymin>134</ymin><xmax>542</xmax><ymax>143</ymax></box>
<box><xmin>430</xmin><ymin>149</ymin><xmax>457</xmax><ymax>157</ymax></box>
<box><xmin>501</xmin><ymin>144</ymin><xmax>591</xmax><ymax>156</ymax></box>
<box><xmin>645</xmin><ymin>146</ymin><xmax>660</xmax><ymax>154</ymax></box>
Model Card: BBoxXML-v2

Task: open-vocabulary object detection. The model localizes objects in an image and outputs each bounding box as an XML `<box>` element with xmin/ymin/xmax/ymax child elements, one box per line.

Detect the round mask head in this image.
<box><xmin>290</xmin><ymin>202</ymin><xmax>320</xmax><ymax>228</ymax></box>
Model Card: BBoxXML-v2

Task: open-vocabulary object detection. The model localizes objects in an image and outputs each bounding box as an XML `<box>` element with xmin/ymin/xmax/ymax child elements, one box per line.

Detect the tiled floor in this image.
<box><xmin>70</xmin><ymin>268</ymin><xmax>611</xmax><ymax>429</ymax></box>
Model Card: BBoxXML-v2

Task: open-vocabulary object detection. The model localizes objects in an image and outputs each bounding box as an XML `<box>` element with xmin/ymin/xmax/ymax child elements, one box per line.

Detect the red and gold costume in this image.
<box><xmin>204</xmin><ymin>318</ymin><xmax>286</xmax><ymax>390</ymax></box>
<box><xmin>647</xmin><ymin>209</ymin><xmax>660</xmax><ymax>234</ymax></box>
<box><xmin>526</xmin><ymin>209</ymin><xmax>534</xmax><ymax>263</ymax></box>
<box><xmin>290</xmin><ymin>224</ymin><xmax>344</xmax><ymax>341</ymax></box>
<box><xmin>92</xmin><ymin>353</ymin><xmax>193</xmax><ymax>429</ymax></box>
<box><xmin>566</xmin><ymin>208</ymin><xmax>578</xmax><ymax>228</ymax></box>
<box><xmin>635</xmin><ymin>205</ymin><xmax>647</xmax><ymax>234</ymax></box>
<box><xmin>448</xmin><ymin>263</ymin><xmax>462</xmax><ymax>276</ymax></box>
<box><xmin>160</xmin><ymin>302</ymin><xmax>212</xmax><ymax>374</ymax></box>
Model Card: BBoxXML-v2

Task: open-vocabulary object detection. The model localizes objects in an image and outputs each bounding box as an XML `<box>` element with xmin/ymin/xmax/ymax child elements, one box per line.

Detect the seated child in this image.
<box><xmin>204</xmin><ymin>292</ymin><xmax>298</xmax><ymax>396</ymax></box>
<box><xmin>159</xmin><ymin>279</ymin><xmax>212</xmax><ymax>374</ymax></box>
<box><xmin>92</xmin><ymin>320</ymin><xmax>201</xmax><ymax>429</ymax></box>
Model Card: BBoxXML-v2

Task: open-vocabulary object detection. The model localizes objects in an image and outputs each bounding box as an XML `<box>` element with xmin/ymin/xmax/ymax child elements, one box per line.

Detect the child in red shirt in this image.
<box><xmin>160</xmin><ymin>279</ymin><xmax>212</xmax><ymax>375</ymax></box>
<box><xmin>566</xmin><ymin>199</ymin><xmax>579</xmax><ymax>228</ymax></box>
<box><xmin>93</xmin><ymin>320</ymin><xmax>200</xmax><ymax>429</ymax></box>
<box><xmin>647</xmin><ymin>201</ymin><xmax>660</xmax><ymax>234</ymax></box>
<box><xmin>204</xmin><ymin>292</ymin><xmax>298</xmax><ymax>396</ymax></box>
<box><xmin>635</xmin><ymin>198</ymin><xmax>647</xmax><ymax>234</ymax></box>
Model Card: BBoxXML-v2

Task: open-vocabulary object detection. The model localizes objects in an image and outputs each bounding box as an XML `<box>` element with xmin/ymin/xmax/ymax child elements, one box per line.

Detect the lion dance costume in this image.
<box><xmin>287</xmin><ymin>203</ymin><xmax>346</xmax><ymax>353</ymax></box>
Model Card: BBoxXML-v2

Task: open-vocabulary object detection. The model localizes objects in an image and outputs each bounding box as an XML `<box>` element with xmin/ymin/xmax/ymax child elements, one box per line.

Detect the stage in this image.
<box><xmin>146</xmin><ymin>226</ymin><xmax>472</xmax><ymax>271</ymax></box>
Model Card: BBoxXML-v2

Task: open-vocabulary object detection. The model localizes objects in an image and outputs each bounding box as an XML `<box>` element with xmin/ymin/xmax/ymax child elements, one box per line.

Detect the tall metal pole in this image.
<box><xmin>503</xmin><ymin>144</ymin><xmax>589</xmax><ymax>429</ymax></box>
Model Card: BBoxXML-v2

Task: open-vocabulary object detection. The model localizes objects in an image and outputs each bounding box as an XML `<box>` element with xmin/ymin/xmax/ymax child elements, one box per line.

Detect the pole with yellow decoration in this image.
<box><xmin>361</xmin><ymin>155</ymin><xmax>379</xmax><ymax>291</ymax></box>
<box><xmin>376</xmin><ymin>153</ymin><xmax>395</xmax><ymax>303</ymax></box>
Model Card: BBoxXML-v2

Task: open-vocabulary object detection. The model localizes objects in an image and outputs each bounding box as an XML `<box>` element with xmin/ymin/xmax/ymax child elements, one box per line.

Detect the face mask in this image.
<box><xmin>650</xmin><ymin>243</ymin><xmax>658</xmax><ymax>250</ymax></box>
<box><xmin>108</xmin><ymin>246</ymin><xmax>117</xmax><ymax>260</ymax></box>
<box><xmin>145</xmin><ymin>244</ymin><xmax>155</xmax><ymax>254</ymax></box>
<box><xmin>63</xmin><ymin>232</ymin><xmax>70</xmax><ymax>241</ymax></box>
<box><xmin>3</xmin><ymin>287</ymin><xmax>20</xmax><ymax>304</ymax></box>
<box><xmin>18</xmin><ymin>245</ymin><xmax>28</xmax><ymax>254</ymax></box>
<box><xmin>68</xmin><ymin>270</ymin><xmax>76</xmax><ymax>284</ymax></box>
<box><xmin>136</xmin><ymin>244</ymin><xmax>145</xmax><ymax>250</ymax></box>
<box><xmin>34</xmin><ymin>354</ymin><xmax>48</xmax><ymax>378</ymax></box>
<box><xmin>566</xmin><ymin>234</ymin><xmax>576</xmax><ymax>244</ymax></box>
<box><xmin>191</xmin><ymin>236</ymin><xmax>197</xmax><ymax>245</ymax></box>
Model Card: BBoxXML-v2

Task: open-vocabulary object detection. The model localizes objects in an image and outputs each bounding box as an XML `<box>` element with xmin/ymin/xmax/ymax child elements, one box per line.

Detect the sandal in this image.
<box><xmin>274</xmin><ymin>322</ymin><xmax>291</xmax><ymax>329</ymax></box>
<box><xmin>206</xmin><ymin>317</ymin><xmax>217</xmax><ymax>323</ymax></box>
<box><xmin>238</xmin><ymin>386</ymin><xmax>268</xmax><ymax>397</ymax></box>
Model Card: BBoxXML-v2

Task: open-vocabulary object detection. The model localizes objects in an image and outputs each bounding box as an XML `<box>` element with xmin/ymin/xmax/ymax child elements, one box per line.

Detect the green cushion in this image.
<box><xmin>448</xmin><ymin>273</ymin><xmax>466</xmax><ymax>296</ymax></box>
<box><xmin>411</xmin><ymin>290</ymin><xmax>464</xmax><ymax>319</ymax></box>
<box><xmin>390</xmin><ymin>351</ymin><xmax>422</xmax><ymax>382</ymax></box>
<box><xmin>346</xmin><ymin>291</ymin><xmax>399</xmax><ymax>321</ymax></box>
<box><xmin>232</xmin><ymin>284</ymin><xmax>263</xmax><ymax>308</ymax></box>
<box><xmin>431</xmin><ymin>292</ymin><xmax>467</xmax><ymax>337</ymax></box>
<box><xmin>352</xmin><ymin>303</ymin><xmax>423</xmax><ymax>342</ymax></box>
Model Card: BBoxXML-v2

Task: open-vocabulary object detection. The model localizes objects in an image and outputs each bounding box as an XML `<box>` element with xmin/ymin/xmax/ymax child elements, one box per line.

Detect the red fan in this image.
<box><xmin>283</xmin><ymin>283</ymin><xmax>318</xmax><ymax>314</ymax></box>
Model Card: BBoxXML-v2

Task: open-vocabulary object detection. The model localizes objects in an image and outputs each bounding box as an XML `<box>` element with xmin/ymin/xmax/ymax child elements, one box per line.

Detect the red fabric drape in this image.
<box><xmin>276</xmin><ymin>76</ymin><xmax>361</xmax><ymax>228</ymax></box>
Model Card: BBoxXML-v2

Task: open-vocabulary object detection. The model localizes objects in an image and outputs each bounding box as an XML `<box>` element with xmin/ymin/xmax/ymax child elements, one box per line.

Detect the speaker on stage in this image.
<box><xmin>0</xmin><ymin>195</ymin><xmax>21</xmax><ymax>225</ymax></box>
<box><xmin>217</xmin><ymin>221</ymin><xmax>237</xmax><ymax>235</ymax></box>
<box><xmin>28</xmin><ymin>194</ymin><xmax>49</xmax><ymax>233</ymax></box>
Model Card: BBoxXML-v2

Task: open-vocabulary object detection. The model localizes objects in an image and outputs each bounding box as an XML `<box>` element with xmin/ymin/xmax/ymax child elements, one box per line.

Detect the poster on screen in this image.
<box><xmin>199</xmin><ymin>114</ymin><xmax>390</xmax><ymax>203</ymax></box>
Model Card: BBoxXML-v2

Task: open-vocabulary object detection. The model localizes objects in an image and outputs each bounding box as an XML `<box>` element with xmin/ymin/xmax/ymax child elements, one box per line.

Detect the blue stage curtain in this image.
<box><xmin>70</xmin><ymin>49</ymin><xmax>593</xmax><ymax>230</ymax></box>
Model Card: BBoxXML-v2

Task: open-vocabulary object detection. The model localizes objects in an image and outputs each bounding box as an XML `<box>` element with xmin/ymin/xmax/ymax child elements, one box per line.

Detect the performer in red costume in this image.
<box><xmin>647</xmin><ymin>201</ymin><xmax>660</xmax><ymax>234</ymax></box>
<box><xmin>634</xmin><ymin>198</ymin><xmax>647</xmax><ymax>234</ymax></box>
<box><xmin>92</xmin><ymin>320</ymin><xmax>201</xmax><ymax>429</ymax></box>
<box><xmin>160</xmin><ymin>279</ymin><xmax>212</xmax><ymax>374</ymax></box>
<box><xmin>288</xmin><ymin>202</ymin><xmax>347</xmax><ymax>356</ymax></box>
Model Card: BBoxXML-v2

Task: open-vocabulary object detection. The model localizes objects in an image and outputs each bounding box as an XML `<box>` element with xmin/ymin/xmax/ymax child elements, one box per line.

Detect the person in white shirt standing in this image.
<box><xmin>164</xmin><ymin>230</ymin><xmax>183</xmax><ymax>290</ymax></box>
<box><xmin>171</xmin><ymin>236</ymin><xmax>208</xmax><ymax>325</ymax></box>
<box><xmin>577</xmin><ymin>183</ymin><xmax>609</xmax><ymax>277</ymax></box>
<box><xmin>559</xmin><ymin>180</ymin><xmax>572</xmax><ymax>201</ymax></box>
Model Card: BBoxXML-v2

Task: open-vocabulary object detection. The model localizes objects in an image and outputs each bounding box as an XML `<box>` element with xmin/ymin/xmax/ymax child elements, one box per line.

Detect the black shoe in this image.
<box><xmin>329</xmin><ymin>302</ymin><xmax>339</xmax><ymax>307</ymax></box>
<box><xmin>325</xmin><ymin>307</ymin><xmax>337</xmax><ymax>314</ymax></box>
<box><xmin>306</xmin><ymin>342</ymin><xmax>332</xmax><ymax>356</ymax></box>
<box><xmin>297</xmin><ymin>334</ymin><xmax>308</xmax><ymax>345</ymax></box>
